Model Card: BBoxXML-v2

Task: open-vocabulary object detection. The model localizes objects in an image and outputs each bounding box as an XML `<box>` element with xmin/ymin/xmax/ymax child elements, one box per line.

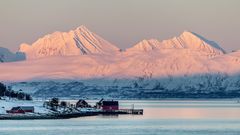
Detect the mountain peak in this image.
<box><xmin>19</xmin><ymin>25</ymin><xmax>120</xmax><ymax>59</ymax></box>
<box><xmin>178</xmin><ymin>31</ymin><xmax>226</xmax><ymax>54</ymax></box>
<box><xmin>76</xmin><ymin>25</ymin><xmax>90</xmax><ymax>32</ymax></box>
<box><xmin>126</xmin><ymin>39</ymin><xmax>160</xmax><ymax>52</ymax></box>
<box><xmin>180</xmin><ymin>30</ymin><xmax>198</xmax><ymax>39</ymax></box>
<box><xmin>127</xmin><ymin>31</ymin><xmax>225</xmax><ymax>56</ymax></box>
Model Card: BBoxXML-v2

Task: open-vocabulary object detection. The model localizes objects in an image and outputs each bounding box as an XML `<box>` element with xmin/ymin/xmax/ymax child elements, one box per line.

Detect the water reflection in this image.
<box><xmin>1</xmin><ymin>100</ymin><xmax>240</xmax><ymax>135</ymax></box>
<box><xmin>86</xmin><ymin>100</ymin><xmax>240</xmax><ymax>120</ymax></box>
<box><xmin>143</xmin><ymin>108</ymin><xmax>240</xmax><ymax>119</ymax></box>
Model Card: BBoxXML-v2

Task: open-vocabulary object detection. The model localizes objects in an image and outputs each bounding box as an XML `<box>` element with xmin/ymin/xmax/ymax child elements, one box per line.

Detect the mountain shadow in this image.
<box><xmin>0</xmin><ymin>47</ymin><xmax>26</xmax><ymax>63</ymax></box>
<box><xmin>9</xmin><ymin>73</ymin><xmax>240</xmax><ymax>99</ymax></box>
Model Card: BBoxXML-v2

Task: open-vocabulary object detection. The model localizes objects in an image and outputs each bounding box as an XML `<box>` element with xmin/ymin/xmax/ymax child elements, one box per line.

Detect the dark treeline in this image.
<box><xmin>0</xmin><ymin>82</ymin><xmax>32</xmax><ymax>100</ymax></box>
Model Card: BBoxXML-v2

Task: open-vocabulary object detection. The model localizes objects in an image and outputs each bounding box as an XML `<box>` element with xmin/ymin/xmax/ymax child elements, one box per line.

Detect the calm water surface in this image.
<box><xmin>1</xmin><ymin>100</ymin><xmax>240</xmax><ymax>135</ymax></box>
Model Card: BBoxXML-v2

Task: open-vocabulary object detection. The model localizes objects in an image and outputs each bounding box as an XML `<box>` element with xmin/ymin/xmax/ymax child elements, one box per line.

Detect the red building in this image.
<box><xmin>6</xmin><ymin>106</ymin><xmax>34</xmax><ymax>114</ymax></box>
<box><xmin>101</xmin><ymin>101</ymin><xmax>119</xmax><ymax>111</ymax></box>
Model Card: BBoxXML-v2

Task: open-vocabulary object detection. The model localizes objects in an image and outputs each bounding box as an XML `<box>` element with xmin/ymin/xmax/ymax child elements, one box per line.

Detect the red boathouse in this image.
<box><xmin>101</xmin><ymin>101</ymin><xmax>119</xmax><ymax>111</ymax></box>
<box><xmin>6</xmin><ymin>106</ymin><xmax>35</xmax><ymax>114</ymax></box>
<box><xmin>96</xmin><ymin>99</ymin><xmax>119</xmax><ymax>111</ymax></box>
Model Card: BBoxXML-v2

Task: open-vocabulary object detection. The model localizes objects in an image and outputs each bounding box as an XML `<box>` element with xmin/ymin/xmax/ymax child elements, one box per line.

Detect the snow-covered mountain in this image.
<box><xmin>9</xmin><ymin>73</ymin><xmax>240</xmax><ymax>99</ymax></box>
<box><xmin>126</xmin><ymin>31</ymin><xmax>225</xmax><ymax>57</ymax></box>
<box><xmin>0</xmin><ymin>44</ymin><xmax>239</xmax><ymax>81</ymax></box>
<box><xmin>19</xmin><ymin>25</ymin><xmax>120</xmax><ymax>59</ymax></box>
<box><xmin>0</xmin><ymin>47</ymin><xmax>25</xmax><ymax>62</ymax></box>
<box><xmin>0</xmin><ymin>28</ymin><xmax>239</xmax><ymax>81</ymax></box>
<box><xmin>1</xmin><ymin>26</ymin><xmax>240</xmax><ymax>98</ymax></box>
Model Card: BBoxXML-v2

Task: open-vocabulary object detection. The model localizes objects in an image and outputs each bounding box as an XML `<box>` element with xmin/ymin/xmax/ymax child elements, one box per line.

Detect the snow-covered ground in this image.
<box><xmin>0</xmin><ymin>98</ymin><xmax>50</xmax><ymax>114</ymax></box>
<box><xmin>0</xmin><ymin>98</ymin><xmax>102</xmax><ymax>115</ymax></box>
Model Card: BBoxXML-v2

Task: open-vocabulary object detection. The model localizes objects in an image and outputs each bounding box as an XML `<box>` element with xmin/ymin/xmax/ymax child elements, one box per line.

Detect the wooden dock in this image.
<box><xmin>99</xmin><ymin>109</ymin><xmax>143</xmax><ymax>115</ymax></box>
<box><xmin>118</xmin><ymin>109</ymin><xmax>144</xmax><ymax>115</ymax></box>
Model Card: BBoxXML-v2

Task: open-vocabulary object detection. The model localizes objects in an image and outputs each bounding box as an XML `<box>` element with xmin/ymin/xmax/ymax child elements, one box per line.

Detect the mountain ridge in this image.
<box><xmin>1</xmin><ymin>26</ymin><xmax>240</xmax><ymax>99</ymax></box>
<box><xmin>18</xmin><ymin>26</ymin><xmax>226</xmax><ymax>60</ymax></box>
<box><xmin>0</xmin><ymin>26</ymin><xmax>239</xmax><ymax>82</ymax></box>
<box><xmin>126</xmin><ymin>31</ymin><xmax>225</xmax><ymax>57</ymax></box>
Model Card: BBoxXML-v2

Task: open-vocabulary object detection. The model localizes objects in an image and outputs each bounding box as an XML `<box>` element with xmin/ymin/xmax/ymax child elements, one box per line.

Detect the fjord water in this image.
<box><xmin>1</xmin><ymin>100</ymin><xmax>240</xmax><ymax>135</ymax></box>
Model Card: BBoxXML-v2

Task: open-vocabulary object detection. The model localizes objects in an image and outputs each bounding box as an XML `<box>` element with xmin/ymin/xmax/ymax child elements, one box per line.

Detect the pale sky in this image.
<box><xmin>0</xmin><ymin>0</ymin><xmax>240</xmax><ymax>52</ymax></box>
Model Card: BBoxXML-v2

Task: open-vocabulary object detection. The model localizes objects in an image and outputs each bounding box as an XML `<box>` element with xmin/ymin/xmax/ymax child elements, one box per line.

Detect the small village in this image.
<box><xmin>0</xmin><ymin>82</ymin><xmax>143</xmax><ymax>120</ymax></box>
<box><xmin>0</xmin><ymin>98</ymin><xmax>143</xmax><ymax>120</ymax></box>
